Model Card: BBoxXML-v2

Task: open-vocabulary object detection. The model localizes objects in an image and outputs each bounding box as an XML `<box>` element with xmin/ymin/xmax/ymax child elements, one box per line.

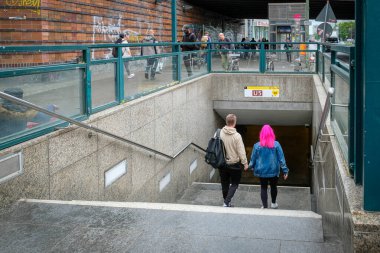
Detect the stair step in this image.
<box><xmin>177</xmin><ymin>182</ymin><xmax>312</xmax><ymax>211</ymax></box>
<box><xmin>0</xmin><ymin>199</ymin><xmax>343</xmax><ymax>252</ymax></box>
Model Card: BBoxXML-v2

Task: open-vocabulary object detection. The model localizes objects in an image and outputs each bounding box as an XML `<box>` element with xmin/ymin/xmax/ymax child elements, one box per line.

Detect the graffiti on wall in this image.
<box><xmin>5</xmin><ymin>0</ymin><xmax>41</xmax><ymax>15</ymax></box>
<box><xmin>93</xmin><ymin>15</ymin><xmax>122</xmax><ymax>42</ymax></box>
<box><xmin>92</xmin><ymin>14</ymin><xmax>165</xmax><ymax>59</ymax></box>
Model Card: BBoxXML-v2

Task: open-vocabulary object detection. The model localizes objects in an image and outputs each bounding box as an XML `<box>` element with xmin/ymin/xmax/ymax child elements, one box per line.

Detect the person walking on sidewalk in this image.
<box><xmin>121</xmin><ymin>32</ymin><xmax>135</xmax><ymax>79</ymax></box>
<box><xmin>248</xmin><ymin>125</ymin><xmax>289</xmax><ymax>209</ymax></box>
<box><xmin>220</xmin><ymin>114</ymin><xmax>248</xmax><ymax>207</ymax></box>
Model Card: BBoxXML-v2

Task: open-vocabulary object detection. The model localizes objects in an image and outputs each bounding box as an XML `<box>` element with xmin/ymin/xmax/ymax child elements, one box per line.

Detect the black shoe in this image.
<box><xmin>223</xmin><ymin>202</ymin><xmax>234</xmax><ymax>207</ymax></box>
<box><xmin>145</xmin><ymin>73</ymin><xmax>149</xmax><ymax>79</ymax></box>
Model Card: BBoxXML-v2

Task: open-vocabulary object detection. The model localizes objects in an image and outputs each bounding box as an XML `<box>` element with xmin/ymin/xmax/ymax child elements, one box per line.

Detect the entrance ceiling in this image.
<box><xmin>185</xmin><ymin>0</ymin><xmax>355</xmax><ymax>20</ymax></box>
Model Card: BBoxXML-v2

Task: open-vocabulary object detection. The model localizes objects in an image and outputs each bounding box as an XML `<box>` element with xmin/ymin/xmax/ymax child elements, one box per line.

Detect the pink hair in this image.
<box><xmin>259</xmin><ymin>124</ymin><xmax>275</xmax><ymax>148</ymax></box>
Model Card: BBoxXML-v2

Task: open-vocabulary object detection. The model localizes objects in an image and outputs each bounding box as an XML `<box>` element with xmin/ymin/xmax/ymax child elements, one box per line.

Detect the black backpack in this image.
<box><xmin>205</xmin><ymin>129</ymin><xmax>227</xmax><ymax>169</ymax></box>
<box><xmin>112</xmin><ymin>38</ymin><xmax>123</xmax><ymax>57</ymax></box>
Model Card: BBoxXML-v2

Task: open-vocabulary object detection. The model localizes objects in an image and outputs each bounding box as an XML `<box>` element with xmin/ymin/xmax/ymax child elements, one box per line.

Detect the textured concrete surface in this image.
<box><xmin>0</xmin><ymin>200</ymin><xmax>340</xmax><ymax>253</ymax></box>
<box><xmin>177</xmin><ymin>183</ymin><xmax>312</xmax><ymax>211</ymax></box>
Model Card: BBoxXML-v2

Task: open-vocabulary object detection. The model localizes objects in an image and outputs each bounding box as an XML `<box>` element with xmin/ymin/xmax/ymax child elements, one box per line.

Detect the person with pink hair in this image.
<box><xmin>247</xmin><ymin>124</ymin><xmax>289</xmax><ymax>209</ymax></box>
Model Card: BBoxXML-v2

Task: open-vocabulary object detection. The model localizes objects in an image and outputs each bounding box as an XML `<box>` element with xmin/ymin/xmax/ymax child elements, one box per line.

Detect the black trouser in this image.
<box><xmin>219</xmin><ymin>167</ymin><xmax>242</xmax><ymax>204</ymax></box>
<box><xmin>286</xmin><ymin>52</ymin><xmax>291</xmax><ymax>62</ymax></box>
<box><xmin>183</xmin><ymin>55</ymin><xmax>193</xmax><ymax>76</ymax></box>
<box><xmin>145</xmin><ymin>58</ymin><xmax>158</xmax><ymax>79</ymax></box>
<box><xmin>259</xmin><ymin>177</ymin><xmax>279</xmax><ymax>208</ymax></box>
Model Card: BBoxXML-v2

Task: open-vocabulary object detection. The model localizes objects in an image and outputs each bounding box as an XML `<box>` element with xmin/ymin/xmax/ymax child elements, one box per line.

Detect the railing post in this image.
<box><xmin>117</xmin><ymin>46</ymin><xmax>124</xmax><ymax>103</ymax></box>
<box><xmin>259</xmin><ymin>43</ymin><xmax>265</xmax><ymax>73</ymax></box>
<box><xmin>207</xmin><ymin>44</ymin><xmax>212</xmax><ymax>73</ymax></box>
<box><xmin>83</xmin><ymin>49</ymin><xmax>92</xmax><ymax>115</ymax></box>
<box><xmin>322</xmin><ymin>46</ymin><xmax>325</xmax><ymax>83</ymax></box>
<box><xmin>316</xmin><ymin>44</ymin><xmax>320</xmax><ymax>74</ymax></box>
<box><xmin>348</xmin><ymin>46</ymin><xmax>358</xmax><ymax>182</ymax></box>
<box><xmin>355</xmin><ymin>0</ymin><xmax>363</xmax><ymax>186</ymax></box>
<box><xmin>171</xmin><ymin>0</ymin><xmax>180</xmax><ymax>81</ymax></box>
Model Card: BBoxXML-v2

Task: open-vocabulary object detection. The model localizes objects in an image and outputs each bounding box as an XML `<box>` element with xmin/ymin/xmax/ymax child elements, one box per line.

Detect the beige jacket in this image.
<box><xmin>220</xmin><ymin>126</ymin><xmax>248</xmax><ymax>165</ymax></box>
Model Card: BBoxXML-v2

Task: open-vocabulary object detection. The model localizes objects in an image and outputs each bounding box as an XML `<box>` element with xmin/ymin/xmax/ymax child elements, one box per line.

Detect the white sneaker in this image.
<box><xmin>127</xmin><ymin>73</ymin><xmax>135</xmax><ymax>79</ymax></box>
<box><xmin>271</xmin><ymin>202</ymin><xmax>278</xmax><ymax>209</ymax></box>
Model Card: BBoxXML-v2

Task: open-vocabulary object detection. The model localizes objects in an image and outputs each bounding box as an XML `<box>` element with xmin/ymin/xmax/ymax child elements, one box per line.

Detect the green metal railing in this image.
<box><xmin>0</xmin><ymin>41</ymin><xmax>319</xmax><ymax>150</ymax></box>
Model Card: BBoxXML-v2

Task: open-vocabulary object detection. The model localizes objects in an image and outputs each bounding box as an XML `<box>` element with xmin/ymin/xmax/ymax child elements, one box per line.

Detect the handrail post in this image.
<box><xmin>207</xmin><ymin>44</ymin><xmax>212</xmax><ymax>73</ymax></box>
<box><xmin>348</xmin><ymin>46</ymin><xmax>356</xmax><ymax>177</ymax></box>
<box><xmin>83</xmin><ymin>49</ymin><xmax>92</xmax><ymax>115</ymax></box>
<box><xmin>171</xmin><ymin>0</ymin><xmax>179</xmax><ymax>81</ymax></box>
<box><xmin>117</xmin><ymin>46</ymin><xmax>124</xmax><ymax>102</ymax></box>
<box><xmin>259</xmin><ymin>43</ymin><xmax>265</xmax><ymax>73</ymax></box>
<box><xmin>316</xmin><ymin>44</ymin><xmax>320</xmax><ymax>74</ymax></box>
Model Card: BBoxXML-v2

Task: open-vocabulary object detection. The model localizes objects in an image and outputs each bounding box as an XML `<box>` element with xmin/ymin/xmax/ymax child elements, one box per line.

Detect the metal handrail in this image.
<box><xmin>0</xmin><ymin>92</ymin><xmax>206</xmax><ymax>159</ymax></box>
<box><xmin>312</xmin><ymin>87</ymin><xmax>335</xmax><ymax>162</ymax></box>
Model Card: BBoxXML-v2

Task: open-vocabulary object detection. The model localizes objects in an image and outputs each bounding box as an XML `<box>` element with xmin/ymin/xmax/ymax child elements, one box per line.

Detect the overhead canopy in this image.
<box><xmin>184</xmin><ymin>0</ymin><xmax>355</xmax><ymax>20</ymax></box>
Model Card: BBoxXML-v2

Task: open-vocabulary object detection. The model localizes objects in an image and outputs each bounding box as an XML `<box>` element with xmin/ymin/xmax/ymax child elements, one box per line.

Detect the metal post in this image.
<box><xmin>83</xmin><ymin>49</ymin><xmax>92</xmax><ymax>115</ymax></box>
<box><xmin>316</xmin><ymin>43</ymin><xmax>320</xmax><ymax>74</ymax></box>
<box><xmin>259</xmin><ymin>43</ymin><xmax>265</xmax><ymax>73</ymax></box>
<box><xmin>361</xmin><ymin>0</ymin><xmax>380</xmax><ymax>211</ymax></box>
<box><xmin>117</xmin><ymin>47</ymin><xmax>124</xmax><ymax>102</ymax></box>
<box><xmin>171</xmin><ymin>0</ymin><xmax>179</xmax><ymax>81</ymax></box>
<box><xmin>354</xmin><ymin>0</ymin><xmax>363</xmax><ymax>185</ymax></box>
<box><xmin>349</xmin><ymin>46</ymin><xmax>356</xmax><ymax>176</ymax></box>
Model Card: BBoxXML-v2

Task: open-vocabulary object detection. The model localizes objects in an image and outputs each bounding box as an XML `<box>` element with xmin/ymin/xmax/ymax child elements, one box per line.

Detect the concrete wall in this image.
<box><xmin>212</xmin><ymin>74</ymin><xmax>314</xmax><ymax>126</ymax></box>
<box><xmin>0</xmin><ymin>75</ymin><xmax>223</xmax><ymax>208</ymax></box>
<box><xmin>312</xmin><ymin>75</ymin><xmax>380</xmax><ymax>253</ymax></box>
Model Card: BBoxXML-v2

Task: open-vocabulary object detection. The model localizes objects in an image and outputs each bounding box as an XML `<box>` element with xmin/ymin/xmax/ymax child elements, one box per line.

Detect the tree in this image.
<box><xmin>338</xmin><ymin>21</ymin><xmax>355</xmax><ymax>41</ymax></box>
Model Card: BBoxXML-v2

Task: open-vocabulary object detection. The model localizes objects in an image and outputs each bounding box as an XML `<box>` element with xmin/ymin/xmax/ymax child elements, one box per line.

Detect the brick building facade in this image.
<box><xmin>0</xmin><ymin>0</ymin><xmax>242</xmax><ymax>67</ymax></box>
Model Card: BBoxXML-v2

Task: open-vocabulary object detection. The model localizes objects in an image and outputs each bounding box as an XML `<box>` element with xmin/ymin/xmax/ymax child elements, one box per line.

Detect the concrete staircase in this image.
<box><xmin>177</xmin><ymin>182</ymin><xmax>312</xmax><ymax>210</ymax></box>
<box><xmin>0</xmin><ymin>183</ymin><xmax>343</xmax><ymax>252</ymax></box>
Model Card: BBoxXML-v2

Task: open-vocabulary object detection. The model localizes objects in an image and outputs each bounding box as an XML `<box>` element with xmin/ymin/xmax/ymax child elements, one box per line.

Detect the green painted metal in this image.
<box><xmin>316</xmin><ymin>44</ymin><xmax>320</xmax><ymax>73</ymax></box>
<box><xmin>0</xmin><ymin>64</ymin><xmax>85</xmax><ymax>78</ymax></box>
<box><xmin>83</xmin><ymin>49</ymin><xmax>92</xmax><ymax>115</ymax></box>
<box><xmin>348</xmin><ymin>46</ymin><xmax>356</xmax><ymax>176</ymax></box>
<box><xmin>362</xmin><ymin>0</ymin><xmax>380</xmax><ymax>211</ymax></box>
<box><xmin>355</xmin><ymin>0</ymin><xmax>363</xmax><ymax>185</ymax></box>
<box><xmin>172</xmin><ymin>0</ymin><xmax>178</xmax><ymax>81</ymax></box>
<box><xmin>90</xmin><ymin>59</ymin><xmax>118</xmax><ymax>65</ymax></box>
<box><xmin>117</xmin><ymin>47</ymin><xmax>124</xmax><ymax>102</ymax></box>
<box><xmin>331</xmin><ymin>65</ymin><xmax>350</xmax><ymax>83</ymax></box>
<box><xmin>92</xmin><ymin>101</ymin><xmax>119</xmax><ymax>114</ymax></box>
<box><xmin>207</xmin><ymin>44</ymin><xmax>212</xmax><ymax>73</ymax></box>
<box><xmin>259</xmin><ymin>44</ymin><xmax>265</xmax><ymax>73</ymax></box>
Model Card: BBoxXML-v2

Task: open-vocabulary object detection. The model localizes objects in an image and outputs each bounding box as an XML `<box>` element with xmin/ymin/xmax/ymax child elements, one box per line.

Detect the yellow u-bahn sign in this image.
<box><xmin>244</xmin><ymin>86</ymin><xmax>280</xmax><ymax>97</ymax></box>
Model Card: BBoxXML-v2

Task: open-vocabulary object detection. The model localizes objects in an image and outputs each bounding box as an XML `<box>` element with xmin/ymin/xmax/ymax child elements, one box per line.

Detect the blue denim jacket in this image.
<box><xmin>248</xmin><ymin>141</ymin><xmax>289</xmax><ymax>178</ymax></box>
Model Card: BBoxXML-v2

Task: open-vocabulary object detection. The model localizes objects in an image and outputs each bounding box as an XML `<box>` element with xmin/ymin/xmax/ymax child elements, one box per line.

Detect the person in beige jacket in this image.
<box><xmin>219</xmin><ymin>114</ymin><xmax>248</xmax><ymax>207</ymax></box>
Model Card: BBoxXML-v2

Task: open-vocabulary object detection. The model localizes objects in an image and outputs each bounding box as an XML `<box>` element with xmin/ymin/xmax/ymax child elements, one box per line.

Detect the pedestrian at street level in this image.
<box><xmin>121</xmin><ymin>32</ymin><xmax>135</xmax><ymax>79</ymax></box>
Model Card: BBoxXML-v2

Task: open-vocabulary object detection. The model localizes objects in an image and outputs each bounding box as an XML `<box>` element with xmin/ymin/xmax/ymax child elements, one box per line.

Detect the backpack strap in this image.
<box><xmin>153</xmin><ymin>38</ymin><xmax>158</xmax><ymax>54</ymax></box>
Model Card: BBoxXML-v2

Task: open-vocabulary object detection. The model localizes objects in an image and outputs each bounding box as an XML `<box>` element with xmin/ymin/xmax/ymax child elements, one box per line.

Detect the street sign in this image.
<box><xmin>317</xmin><ymin>23</ymin><xmax>333</xmax><ymax>38</ymax></box>
<box><xmin>244</xmin><ymin>86</ymin><xmax>280</xmax><ymax>98</ymax></box>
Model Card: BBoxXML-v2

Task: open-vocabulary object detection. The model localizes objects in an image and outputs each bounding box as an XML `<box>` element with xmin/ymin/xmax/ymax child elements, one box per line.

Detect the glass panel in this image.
<box><xmin>318</xmin><ymin>52</ymin><xmax>324</xmax><ymax>80</ymax></box>
<box><xmin>0</xmin><ymin>51</ymin><xmax>81</xmax><ymax>69</ymax></box>
<box><xmin>332</xmin><ymin>73</ymin><xmax>350</xmax><ymax>145</ymax></box>
<box><xmin>124</xmin><ymin>55</ymin><xmax>177</xmax><ymax>100</ymax></box>
<box><xmin>180</xmin><ymin>51</ymin><xmax>208</xmax><ymax>78</ymax></box>
<box><xmin>0</xmin><ymin>69</ymin><xmax>84</xmax><ymax>139</ymax></box>
<box><xmin>91</xmin><ymin>63</ymin><xmax>117</xmax><ymax>108</ymax></box>
<box><xmin>324</xmin><ymin>55</ymin><xmax>331</xmax><ymax>83</ymax></box>
<box><xmin>262</xmin><ymin>51</ymin><xmax>316</xmax><ymax>73</ymax></box>
<box><xmin>211</xmin><ymin>50</ymin><xmax>260</xmax><ymax>72</ymax></box>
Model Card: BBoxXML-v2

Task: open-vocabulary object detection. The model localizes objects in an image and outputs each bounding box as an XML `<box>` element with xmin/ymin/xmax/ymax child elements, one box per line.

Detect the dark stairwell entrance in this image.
<box><xmin>238</xmin><ymin>125</ymin><xmax>311</xmax><ymax>187</ymax></box>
